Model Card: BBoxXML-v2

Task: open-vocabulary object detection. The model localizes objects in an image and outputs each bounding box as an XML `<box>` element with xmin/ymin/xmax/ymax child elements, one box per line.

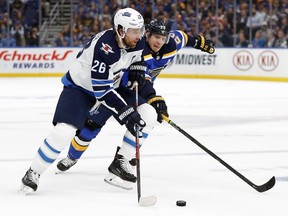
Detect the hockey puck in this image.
<box><xmin>176</xmin><ymin>200</ymin><xmax>186</xmax><ymax>207</ymax></box>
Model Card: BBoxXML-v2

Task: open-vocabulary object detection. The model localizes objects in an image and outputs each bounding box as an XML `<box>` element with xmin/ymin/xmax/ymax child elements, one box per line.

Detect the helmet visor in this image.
<box><xmin>126</xmin><ymin>26</ymin><xmax>145</xmax><ymax>37</ymax></box>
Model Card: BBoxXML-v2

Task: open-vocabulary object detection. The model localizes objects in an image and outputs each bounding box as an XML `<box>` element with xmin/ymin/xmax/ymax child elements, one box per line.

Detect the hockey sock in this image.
<box><xmin>68</xmin><ymin>136</ymin><xmax>91</xmax><ymax>160</ymax></box>
<box><xmin>31</xmin><ymin>123</ymin><xmax>76</xmax><ymax>174</ymax></box>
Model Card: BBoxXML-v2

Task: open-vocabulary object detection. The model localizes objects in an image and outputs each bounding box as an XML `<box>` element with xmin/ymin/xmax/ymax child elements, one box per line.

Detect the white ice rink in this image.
<box><xmin>0</xmin><ymin>77</ymin><xmax>287</xmax><ymax>216</ymax></box>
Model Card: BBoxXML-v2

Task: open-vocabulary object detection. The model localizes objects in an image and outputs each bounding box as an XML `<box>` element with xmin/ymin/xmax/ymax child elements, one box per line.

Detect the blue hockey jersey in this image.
<box><xmin>122</xmin><ymin>30</ymin><xmax>190</xmax><ymax>100</ymax></box>
<box><xmin>142</xmin><ymin>30</ymin><xmax>188</xmax><ymax>82</ymax></box>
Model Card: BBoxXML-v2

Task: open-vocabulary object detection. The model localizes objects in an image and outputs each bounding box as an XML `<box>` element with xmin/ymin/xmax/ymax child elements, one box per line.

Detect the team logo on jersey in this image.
<box><xmin>100</xmin><ymin>43</ymin><xmax>114</xmax><ymax>55</ymax></box>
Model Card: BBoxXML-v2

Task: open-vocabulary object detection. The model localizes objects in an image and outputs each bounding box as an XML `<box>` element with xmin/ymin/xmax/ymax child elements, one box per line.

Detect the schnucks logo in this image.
<box><xmin>258</xmin><ymin>50</ymin><xmax>278</xmax><ymax>72</ymax></box>
<box><xmin>233</xmin><ymin>50</ymin><xmax>254</xmax><ymax>71</ymax></box>
<box><xmin>0</xmin><ymin>50</ymin><xmax>73</xmax><ymax>61</ymax></box>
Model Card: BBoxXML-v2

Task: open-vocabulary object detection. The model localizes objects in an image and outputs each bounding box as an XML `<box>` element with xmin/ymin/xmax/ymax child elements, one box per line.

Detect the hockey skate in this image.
<box><xmin>19</xmin><ymin>168</ymin><xmax>40</xmax><ymax>195</ymax></box>
<box><xmin>104</xmin><ymin>147</ymin><xmax>136</xmax><ymax>190</ymax></box>
<box><xmin>56</xmin><ymin>157</ymin><xmax>77</xmax><ymax>173</ymax></box>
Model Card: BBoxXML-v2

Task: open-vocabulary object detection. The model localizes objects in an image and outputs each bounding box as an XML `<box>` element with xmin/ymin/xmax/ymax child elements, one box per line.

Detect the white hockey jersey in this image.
<box><xmin>62</xmin><ymin>29</ymin><xmax>145</xmax><ymax>111</ymax></box>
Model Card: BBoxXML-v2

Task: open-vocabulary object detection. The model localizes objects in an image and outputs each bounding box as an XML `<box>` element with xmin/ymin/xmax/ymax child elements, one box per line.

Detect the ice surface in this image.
<box><xmin>0</xmin><ymin>77</ymin><xmax>287</xmax><ymax>216</ymax></box>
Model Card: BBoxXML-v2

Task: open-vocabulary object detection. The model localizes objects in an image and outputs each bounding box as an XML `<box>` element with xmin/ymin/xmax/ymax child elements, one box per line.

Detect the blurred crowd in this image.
<box><xmin>1</xmin><ymin>0</ymin><xmax>288</xmax><ymax>48</ymax></box>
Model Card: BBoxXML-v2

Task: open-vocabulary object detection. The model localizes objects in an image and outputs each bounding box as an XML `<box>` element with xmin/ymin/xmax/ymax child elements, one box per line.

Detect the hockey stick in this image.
<box><xmin>134</xmin><ymin>81</ymin><xmax>157</xmax><ymax>206</ymax></box>
<box><xmin>162</xmin><ymin>115</ymin><xmax>275</xmax><ymax>193</ymax></box>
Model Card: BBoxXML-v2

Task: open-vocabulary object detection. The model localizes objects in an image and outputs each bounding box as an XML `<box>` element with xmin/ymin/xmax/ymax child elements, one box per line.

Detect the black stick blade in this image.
<box><xmin>254</xmin><ymin>176</ymin><xmax>276</xmax><ymax>193</ymax></box>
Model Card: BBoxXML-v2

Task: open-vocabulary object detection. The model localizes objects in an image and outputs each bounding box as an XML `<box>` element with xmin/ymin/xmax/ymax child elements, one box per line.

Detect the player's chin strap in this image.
<box><xmin>116</xmin><ymin>30</ymin><xmax>129</xmax><ymax>49</ymax></box>
<box><xmin>161</xmin><ymin>114</ymin><xmax>275</xmax><ymax>193</ymax></box>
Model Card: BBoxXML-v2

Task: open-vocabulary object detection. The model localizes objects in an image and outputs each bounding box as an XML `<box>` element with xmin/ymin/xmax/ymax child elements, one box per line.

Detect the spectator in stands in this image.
<box><xmin>75</xmin><ymin>23</ymin><xmax>84</xmax><ymax>40</ymax></box>
<box><xmin>102</xmin><ymin>5</ymin><xmax>112</xmax><ymax>25</ymax></box>
<box><xmin>236</xmin><ymin>3</ymin><xmax>249</xmax><ymax>35</ymax></box>
<box><xmin>274</xmin><ymin>29</ymin><xmax>287</xmax><ymax>48</ymax></box>
<box><xmin>246</xmin><ymin>4</ymin><xmax>265</xmax><ymax>37</ymax></box>
<box><xmin>0</xmin><ymin>13</ymin><xmax>7</xmax><ymax>34</ymax></box>
<box><xmin>236</xmin><ymin>30</ymin><xmax>249</xmax><ymax>48</ymax></box>
<box><xmin>71</xmin><ymin>30</ymin><xmax>81</xmax><ymax>47</ymax></box>
<box><xmin>11</xmin><ymin>20</ymin><xmax>25</xmax><ymax>46</ymax></box>
<box><xmin>252</xmin><ymin>29</ymin><xmax>266</xmax><ymax>48</ymax></box>
<box><xmin>171</xmin><ymin>13</ymin><xmax>187</xmax><ymax>31</ymax></box>
<box><xmin>200</xmin><ymin>18</ymin><xmax>213</xmax><ymax>40</ymax></box>
<box><xmin>153</xmin><ymin>0</ymin><xmax>165</xmax><ymax>17</ymax></box>
<box><xmin>163</xmin><ymin>0</ymin><xmax>173</xmax><ymax>17</ymax></box>
<box><xmin>54</xmin><ymin>31</ymin><xmax>69</xmax><ymax>47</ymax></box>
<box><xmin>0</xmin><ymin>0</ymin><xmax>6</xmax><ymax>13</ymax></box>
<box><xmin>88</xmin><ymin>1</ymin><xmax>100</xmax><ymax>19</ymax></box>
<box><xmin>256</xmin><ymin>2</ymin><xmax>268</xmax><ymax>23</ymax></box>
<box><xmin>62</xmin><ymin>24</ymin><xmax>70</xmax><ymax>38</ymax></box>
<box><xmin>110</xmin><ymin>0</ymin><xmax>121</xmax><ymax>15</ymax></box>
<box><xmin>265</xmin><ymin>5</ymin><xmax>279</xmax><ymax>28</ymax></box>
<box><xmin>41</xmin><ymin>0</ymin><xmax>50</xmax><ymax>18</ymax></box>
<box><xmin>74</xmin><ymin>2</ymin><xmax>88</xmax><ymax>23</ymax></box>
<box><xmin>91</xmin><ymin>19</ymin><xmax>100</xmax><ymax>35</ymax></box>
<box><xmin>0</xmin><ymin>32</ymin><xmax>16</xmax><ymax>47</ymax></box>
<box><xmin>218</xmin><ymin>19</ymin><xmax>233</xmax><ymax>47</ymax></box>
<box><xmin>26</xmin><ymin>27</ymin><xmax>39</xmax><ymax>47</ymax></box>
<box><xmin>102</xmin><ymin>16</ymin><xmax>113</xmax><ymax>30</ymax></box>
<box><xmin>11</xmin><ymin>9</ymin><xmax>25</xmax><ymax>27</ymax></box>
<box><xmin>11</xmin><ymin>0</ymin><xmax>24</xmax><ymax>12</ymax></box>
<box><xmin>265</xmin><ymin>29</ymin><xmax>277</xmax><ymax>48</ymax></box>
<box><xmin>79</xmin><ymin>27</ymin><xmax>91</xmax><ymax>46</ymax></box>
<box><xmin>210</xmin><ymin>30</ymin><xmax>224</xmax><ymax>47</ymax></box>
<box><xmin>142</xmin><ymin>1</ymin><xmax>153</xmax><ymax>24</ymax></box>
<box><xmin>225</xmin><ymin>5</ymin><xmax>235</xmax><ymax>32</ymax></box>
<box><xmin>183</xmin><ymin>4</ymin><xmax>196</xmax><ymax>31</ymax></box>
<box><xmin>82</xmin><ymin>12</ymin><xmax>94</xmax><ymax>29</ymax></box>
<box><xmin>135</xmin><ymin>1</ymin><xmax>148</xmax><ymax>15</ymax></box>
<box><xmin>280</xmin><ymin>16</ymin><xmax>288</xmax><ymax>33</ymax></box>
<box><xmin>161</xmin><ymin>11</ymin><xmax>173</xmax><ymax>31</ymax></box>
<box><xmin>3</xmin><ymin>0</ymin><xmax>288</xmax><ymax>48</ymax></box>
<box><xmin>198</xmin><ymin>0</ymin><xmax>209</xmax><ymax>21</ymax></box>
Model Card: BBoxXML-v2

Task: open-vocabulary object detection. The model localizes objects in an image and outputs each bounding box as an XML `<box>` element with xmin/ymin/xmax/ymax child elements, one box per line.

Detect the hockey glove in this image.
<box><xmin>118</xmin><ymin>105</ymin><xmax>146</xmax><ymax>137</ymax></box>
<box><xmin>194</xmin><ymin>35</ymin><xmax>215</xmax><ymax>54</ymax></box>
<box><xmin>147</xmin><ymin>95</ymin><xmax>169</xmax><ymax>123</ymax></box>
<box><xmin>127</xmin><ymin>61</ymin><xmax>147</xmax><ymax>89</ymax></box>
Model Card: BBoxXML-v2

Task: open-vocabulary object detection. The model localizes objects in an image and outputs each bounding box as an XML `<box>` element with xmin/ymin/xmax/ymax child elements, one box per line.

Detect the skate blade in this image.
<box><xmin>18</xmin><ymin>184</ymin><xmax>34</xmax><ymax>195</ymax></box>
<box><xmin>104</xmin><ymin>173</ymin><xmax>134</xmax><ymax>190</ymax></box>
<box><xmin>55</xmin><ymin>168</ymin><xmax>65</xmax><ymax>174</ymax></box>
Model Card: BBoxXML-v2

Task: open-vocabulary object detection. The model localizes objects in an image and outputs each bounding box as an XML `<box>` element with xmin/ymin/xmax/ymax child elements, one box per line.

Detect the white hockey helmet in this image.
<box><xmin>114</xmin><ymin>7</ymin><xmax>144</xmax><ymax>37</ymax></box>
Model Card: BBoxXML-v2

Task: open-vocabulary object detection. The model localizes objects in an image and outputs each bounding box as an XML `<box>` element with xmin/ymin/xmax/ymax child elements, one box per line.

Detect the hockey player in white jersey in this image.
<box><xmin>19</xmin><ymin>7</ymin><xmax>151</xmax><ymax>195</ymax></box>
<box><xmin>56</xmin><ymin>19</ymin><xmax>215</xmax><ymax>190</ymax></box>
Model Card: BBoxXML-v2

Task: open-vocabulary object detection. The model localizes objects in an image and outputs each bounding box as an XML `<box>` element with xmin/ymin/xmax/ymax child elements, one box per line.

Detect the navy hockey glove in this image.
<box><xmin>118</xmin><ymin>105</ymin><xmax>146</xmax><ymax>137</ymax></box>
<box><xmin>147</xmin><ymin>95</ymin><xmax>169</xmax><ymax>123</ymax></box>
<box><xmin>127</xmin><ymin>61</ymin><xmax>147</xmax><ymax>89</ymax></box>
<box><xmin>194</xmin><ymin>35</ymin><xmax>215</xmax><ymax>54</ymax></box>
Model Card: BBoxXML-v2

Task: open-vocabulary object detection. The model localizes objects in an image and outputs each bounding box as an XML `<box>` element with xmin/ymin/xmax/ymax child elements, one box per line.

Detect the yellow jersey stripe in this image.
<box><xmin>144</xmin><ymin>54</ymin><xmax>153</xmax><ymax>60</ymax></box>
<box><xmin>163</xmin><ymin>50</ymin><xmax>176</xmax><ymax>58</ymax></box>
<box><xmin>179</xmin><ymin>30</ymin><xmax>188</xmax><ymax>45</ymax></box>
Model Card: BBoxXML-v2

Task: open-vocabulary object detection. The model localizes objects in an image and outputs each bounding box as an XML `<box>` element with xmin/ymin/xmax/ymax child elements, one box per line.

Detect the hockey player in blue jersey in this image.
<box><xmin>56</xmin><ymin>19</ymin><xmax>215</xmax><ymax>190</ymax></box>
<box><xmin>18</xmin><ymin>7</ymin><xmax>153</xmax><ymax>195</ymax></box>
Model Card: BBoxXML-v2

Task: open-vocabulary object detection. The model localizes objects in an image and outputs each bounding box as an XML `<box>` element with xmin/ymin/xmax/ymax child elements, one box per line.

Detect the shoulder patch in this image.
<box><xmin>100</xmin><ymin>43</ymin><xmax>115</xmax><ymax>55</ymax></box>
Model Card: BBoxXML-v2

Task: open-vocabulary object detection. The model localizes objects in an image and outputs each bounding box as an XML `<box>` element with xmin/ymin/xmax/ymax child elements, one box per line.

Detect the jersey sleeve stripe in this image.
<box><xmin>93</xmin><ymin>87</ymin><xmax>113</xmax><ymax>98</ymax></box>
<box><xmin>163</xmin><ymin>50</ymin><xmax>177</xmax><ymax>59</ymax></box>
<box><xmin>91</xmin><ymin>79</ymin><xmax>113</xmax><ymax>85</ymax></box>
<box><xmin>92</xmin><ymin>85</ymin><xmax>112</xmax><ymax>91</ymax></box>
<box><xmin>179</xmin><ymin>30</ymin><xmax>188</xmax><ymax>45</ymax></box>
<box><xmin>144</xmin><ymin>54</ymin><xmax>153</xmax><ymax>61</ymax></box>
